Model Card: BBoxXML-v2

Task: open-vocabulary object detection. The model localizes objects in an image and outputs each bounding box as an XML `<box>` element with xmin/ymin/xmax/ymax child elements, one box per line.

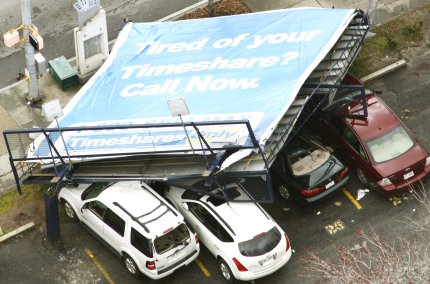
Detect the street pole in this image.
<box><xmin>208</xmin><ymin>0</ymin><xmax>214</xmax><ymax>17</ymax></box>
<box><xmin>21</xmin><ymin>0</ymin><xmax>40</xmax><ymax>102</ymax></box>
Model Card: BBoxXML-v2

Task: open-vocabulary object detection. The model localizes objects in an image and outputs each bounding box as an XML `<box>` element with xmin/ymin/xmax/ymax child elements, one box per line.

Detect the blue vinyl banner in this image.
<box><xmin>30</xmin><ymin>7</ymin><xmax>355</xmax><ymax>159</ymax></box>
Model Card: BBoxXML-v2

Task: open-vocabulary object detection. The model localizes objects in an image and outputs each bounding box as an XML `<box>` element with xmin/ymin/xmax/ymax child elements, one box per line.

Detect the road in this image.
<box><xmin>0</xmin><ymin>0</ymin><xmax>201</xmax><ymax>89</ymax></box>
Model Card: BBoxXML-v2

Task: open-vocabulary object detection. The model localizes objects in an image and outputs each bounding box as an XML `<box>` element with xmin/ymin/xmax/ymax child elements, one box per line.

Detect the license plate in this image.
<box><xmin>404</xmin><ymin>171</ymin><xmax>414</xmax><ymax>180</ymax></box>
<box><xmin>258</xmin><ymin>253</ymin><xmax>277</xmax><ymax>266</ymax></box>
<box><xmin>168</xmin><ymin>248</ymin><xmax>184</xmax><ymax>260</ymax></box>
<box><xmin>325</xmin><ymin>180</ymin><xmax>335</xmax><ymax>189</ymax></box>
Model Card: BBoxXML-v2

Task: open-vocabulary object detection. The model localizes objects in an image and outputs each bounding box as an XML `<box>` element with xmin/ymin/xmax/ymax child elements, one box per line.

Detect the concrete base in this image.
<box><xmin>360</xmin><ymin>59</ymin><xmax>407</xmax><ymax>83</ymax></box>
<box><xmin>0</xmin><ymin>222</ymin><xmax>35</xmax><ymax>243</ymax></box>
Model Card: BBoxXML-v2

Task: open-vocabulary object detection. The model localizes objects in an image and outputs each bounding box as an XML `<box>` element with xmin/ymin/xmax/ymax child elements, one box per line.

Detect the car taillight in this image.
<box><xmin>285</xmin><ymin>234</ymin><xmax>291</xmax><ymax>252</ymax></box>
<box><xmin>146</xmin><ymin>261</ymin><xmax>156</xmax><ymax>270</ymax></box>
<box><xmin>335</xmin><ymin>167</ymin><xmax>349</xmax><ymax>182</ymax></box>
<box><xmin>377</xmin><ymin>177</ymin><xmax>392</xmax><ymax>186</ymax></box>
<box><xmin>232</xmin><ymin>258</ymin><xmax>248</xmax><ymax>272</ymax></box>
<box><xmin>163</xmin><ymin>227</ymin><xmax>173</xmax><ymax>234</ymax></box>
<box><xmin>425</xmin><ymin>156</ymin><xmax>430</xmax><ymax>167</ymax></box>
<box><xmin>253</xmin><ymin>232</ymin><xmax>266</xmax><ymax>239</ymax></box>
<box><xmin>300</xmin><ymin>186</ymin><xmax>324</xmax><ymax>197</ymax></box>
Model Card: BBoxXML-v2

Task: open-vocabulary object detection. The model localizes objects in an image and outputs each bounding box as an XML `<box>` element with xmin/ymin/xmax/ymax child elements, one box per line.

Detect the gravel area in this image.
<box><xmin>179</xmin><ymin>0</ymin><xmax>251</xmax><ymax>19</ymax></box>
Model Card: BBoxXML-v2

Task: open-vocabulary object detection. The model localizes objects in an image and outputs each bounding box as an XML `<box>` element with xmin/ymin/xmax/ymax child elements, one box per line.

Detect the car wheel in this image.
<box><xmin>356</xmin><ymin>168</ymin><xmax>369</xmax><ymax>186</ymax></box>
<box><xmin>218</xmin><ymin>258</ymin><xmax>236</xmax><ymax>283</ymax></box>
<box><xmin>63</xmin><ymin>200</ymin><xmax>78</xmax><ymax>222</ymax></box>
<box><xmin>123</xmin><ymin>254</ymin><xmax>141</xmax><ymax>278</ymax></box>
<box><xmin>278</xmin><ymin>184</ymin><xmax>291</xmax><ymax>200</ymax></box>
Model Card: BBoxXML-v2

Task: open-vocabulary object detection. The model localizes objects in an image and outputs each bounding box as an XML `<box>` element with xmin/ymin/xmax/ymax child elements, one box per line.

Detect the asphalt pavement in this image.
<box><xmin>1</xmin><ymin>0</ymin><xmax>430</xmax><ymax>283</ymax></box>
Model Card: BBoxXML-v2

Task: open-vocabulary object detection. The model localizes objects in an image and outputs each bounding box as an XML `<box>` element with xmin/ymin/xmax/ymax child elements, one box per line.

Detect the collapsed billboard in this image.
<box><xmin>29</xmin><ymin>7</ymin><xmax>356</xmax><ymax>161</ymax></box>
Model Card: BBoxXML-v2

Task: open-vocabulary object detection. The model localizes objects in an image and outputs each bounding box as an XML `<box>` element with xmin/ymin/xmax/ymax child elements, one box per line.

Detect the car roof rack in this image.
<box><xmin>113</xmin><ymin>186</ymin><xmax>178</xmax><ymax>233</ymax></box>
<box><xmin>142</xmin><ymin>184</ymin><xmax>178</xmax><ymax>217</ymax></box>
<box><xmin>113</xmin><ymin>192</ymin><xmax>178</xmax><ymax>234</ymax></box>
<box><xmin>113</xmin><ymin>201</ymin><xmax>150</xmax><ymax>233</ymax></box>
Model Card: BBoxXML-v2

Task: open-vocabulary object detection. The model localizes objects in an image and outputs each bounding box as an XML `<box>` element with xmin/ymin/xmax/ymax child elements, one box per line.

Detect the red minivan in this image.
<box><xmin>311</xmin><ymin>75</ymin><xmax>430</xmax><ymax>194</ymax></box>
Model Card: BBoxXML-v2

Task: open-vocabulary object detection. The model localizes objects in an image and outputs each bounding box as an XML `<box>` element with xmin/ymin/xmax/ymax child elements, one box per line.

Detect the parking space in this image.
<box><xmin>1</xmin><ymin>174</ymin><xmax>425</xmax><ymax>284</ymax></box>
<box><xmin>64</xmin><ymin>220</ymin><xmax>235</xmax><ymax>284</ymax></box>
<box><xmin>1</xmin><ymin>26</ymin><xmax>429</xmax><ymax>284</ymax></box>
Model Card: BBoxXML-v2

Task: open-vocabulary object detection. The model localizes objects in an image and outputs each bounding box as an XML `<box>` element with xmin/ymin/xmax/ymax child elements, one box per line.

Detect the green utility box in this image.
<box><xmin>48</xmin><ymin>56</ymin><xmax>79</xmax><ymax>90</ymax></box>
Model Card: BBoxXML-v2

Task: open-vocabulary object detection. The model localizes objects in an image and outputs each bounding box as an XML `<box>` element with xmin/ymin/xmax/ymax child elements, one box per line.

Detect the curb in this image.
<box><xmin>0</xmin><ymin>221</ymin><xmax>35</xmax><ymax>243</ymax></box>
<box><xmin>360</xmin><ymin>59</ymin><xmax>407</xmax><ymax>83</ymax></box>
<box><xmin>0</xmin><ymin>78</ymin><xmax>25</xmax><ymax>94</ymax></box>
<box><xmin>156</xmin><ymin>0</ymin><xmax>213</xmax><ymax>22</ymax></box>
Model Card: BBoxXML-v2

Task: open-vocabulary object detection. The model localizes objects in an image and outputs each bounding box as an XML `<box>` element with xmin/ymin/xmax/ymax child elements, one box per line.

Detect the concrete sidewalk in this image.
<box><xmin>0</xmin><ymin>0</ymin><xmax>426</xmax><ymax>194</ymax></box>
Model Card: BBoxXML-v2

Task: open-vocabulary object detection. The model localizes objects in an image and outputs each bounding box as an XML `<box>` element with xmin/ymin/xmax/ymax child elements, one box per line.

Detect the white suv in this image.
<box><xmin>58</xmin><ymin>181</ymin><xmax>200</xmax><ymax>279</ymax></box>
<box><xmin>163</xmin><ymin>178</ymin><xmax>292</xmax><ymax>282</ymax></box>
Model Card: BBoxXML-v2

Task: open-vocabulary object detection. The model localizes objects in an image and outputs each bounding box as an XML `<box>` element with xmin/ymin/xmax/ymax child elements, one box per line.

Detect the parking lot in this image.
<box><xmin>1</xmin><ymin>56</ymin><xmax>429</xmax><ymax>282</ymax></box>
<box><xmin>1</xmin><ymin>0</ymin><xmax>430</xmax><ymax>282</ymax></box>
<box><xmin>1</xmin><ymin>176</ymin><xmax>427</xmax><ymax>283</ymax></box>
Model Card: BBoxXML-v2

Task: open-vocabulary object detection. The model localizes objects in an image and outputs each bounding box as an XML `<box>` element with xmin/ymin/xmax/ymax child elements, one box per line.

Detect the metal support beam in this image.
<box><xmin>44</xmin><ymin>190</ymin><xmax>60</xmax><ymax>243</ymax></box>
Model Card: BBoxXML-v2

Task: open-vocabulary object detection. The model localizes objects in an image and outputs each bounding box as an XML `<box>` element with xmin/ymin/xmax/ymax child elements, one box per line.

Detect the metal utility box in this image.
<box><xmin>48</xmin><ymin>56</ymin><xmax>79</xmax><ymax>90</ymax></box>
<box><xmin>35</xmin><ymin>53</ymin><xmax>47</xmax><ymax>76</ymax></box>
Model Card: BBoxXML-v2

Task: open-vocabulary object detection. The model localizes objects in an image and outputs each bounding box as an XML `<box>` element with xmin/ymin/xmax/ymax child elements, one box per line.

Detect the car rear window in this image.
<box><xmin>238</xmin><ymin>226</ymin><xmax>281</xmax><ymax>257</ymax></box>
<box><xmin>366</xmin><ymin>125</ymin><xmax>414</xmax><ymax>163</ymax></box>
<box><xmin>153</xmin><ymin>223</ymin><xmax>190</xmax><ymax>255</ymax></box>
<box><xmin>131</xmin><ymin>228</ymin><xmax>153</xmax><ymax>258</ymax></box>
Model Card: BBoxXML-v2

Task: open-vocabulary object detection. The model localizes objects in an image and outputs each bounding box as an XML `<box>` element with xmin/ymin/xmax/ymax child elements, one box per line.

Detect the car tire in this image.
<box><xmin>218</xmin><ymin>258</ymin><xmax>236</xmax><ymax>283</ymax></box>
<box><xmin>356</xmin><ymin>168</ymin><xmax>369</xmax><ymax>186</ymax></box>
<box><xmin>278</xmin><ymin>184</ymin><xmax>291</xmax><ymax>201</ymax></box>
<box><xmin>123</xmin><ymin>254</ymin><xmax>141</xmax><ymax>278</ymax></box>
<box><xmin>63</xmin><ymin>200</ymin><xmax>78</xmax><ymax>222</ymax></box>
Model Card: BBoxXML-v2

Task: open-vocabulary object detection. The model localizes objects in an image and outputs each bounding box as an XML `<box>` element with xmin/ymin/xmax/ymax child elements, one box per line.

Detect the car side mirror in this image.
<box><xmin>182</xmin><ymin>203</ymin><xmax>189</xmax><ymax>211</ymax></box>
<box><xmin>374</xmin><ymin>89</ymin><xmax>382</xmax><ymax>95</ymax></box>
<box><xmin>81</xmin><ymin>203</ymin><xmax>88</xmax><ymax>213</ymax></box>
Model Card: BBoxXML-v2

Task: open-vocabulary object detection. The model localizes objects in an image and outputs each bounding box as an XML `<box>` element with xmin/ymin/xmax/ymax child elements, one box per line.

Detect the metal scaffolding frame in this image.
<box><xmin>3</xmin><ymin>120</ymin><xmax>274</xmax><ymax>202</ymax></box>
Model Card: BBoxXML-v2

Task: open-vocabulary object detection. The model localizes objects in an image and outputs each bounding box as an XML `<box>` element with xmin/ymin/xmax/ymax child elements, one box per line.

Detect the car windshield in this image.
<box><xmin>81</xmin><ymin>182</ymin><xmax>114</xmax><ymax>200</ymax></box>
<box><xmin>366</xmin><ymin>125</ymin><xmax>414</xmax><ymax>163</ymax></box>
<box><xmin>324</xmin><ymin>88</ymin><xmax>372</xmax><ymax>112</ymax></box>
<box><xmin>207</xmin><ymin>185</ymin><xmax>241</xmax><ymax>206</ymax></box>
<box><xmin>238</xmin><ymin>226</ymin><xmax>281</xmax><ymax>257</ymax></box>
<box><xmin>154</xmin><ymin>223</ymin><xmax>190</xmax><ymax>255</ymax></box>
